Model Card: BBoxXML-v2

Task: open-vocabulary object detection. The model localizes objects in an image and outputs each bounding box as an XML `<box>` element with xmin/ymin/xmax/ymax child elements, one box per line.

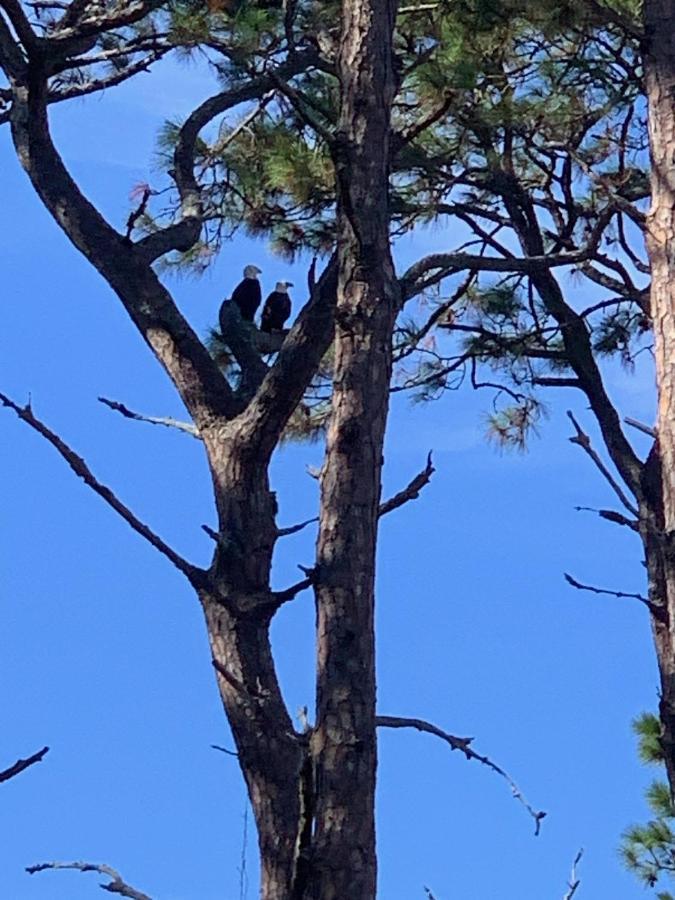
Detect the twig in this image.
<box><xmin>98</xmin><ymin>397</ymin><xmax>199</xmax><ymax>437</ymax></box>
<box><xmin>1</xmin><ymin>391</ymin><xmax>200</xmax><ymax>582</ymax></box>
<box><xmin>379</xmin><ymin>452</ymin><xmax>435</xmax><ymax>517</ymax></box>
<box><xmin>0</xmin><ymin>746</ymin><xmax>49</xmax><ymax>783</ymax></box>
<box><xmin>211</xmin><ymin>743</ymin><xmax>239</xmax><ymax>758</ymax></box>
<box><xmin>376</xmin><ymin>715</ymin><xmax>546</xmax><ymax>834</ymax></box>
<box><xmin>125</xmin><ymin>186</ymin><xmax>152</xmax><ymax>240</ymax></box>
<box><xmin>573</xmin><ymin>506</ymin><xmax>638</xmax><ymax>531</ymax></box>
<box><xmin>564</xmin><ymin>573</ymin><xmax>653</xmax><ymax>610</ymax></box>
<box><xmin>566</xmin><ymin>411</ymin><xmax>639</xmax><ymax>517</ymax></box>
<box><xmin>563</xmin><ymin>848</ymin><xmax>584</xmax><ymax>900</ymax></box>
<box><xmin>624</xmin><ymin>416</ymin><xmax>657</xmax><ymax>439</ymax></box>
<box><xmin>26</xmin><ymin>861</ymin><xmax>152</xmax><ymax>900</ymax></box>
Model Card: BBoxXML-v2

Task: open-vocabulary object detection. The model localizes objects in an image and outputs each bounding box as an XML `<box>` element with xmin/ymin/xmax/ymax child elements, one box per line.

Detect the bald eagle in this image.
<box><xmin>261</xmin><ymin>282</ymin><xmax>293</xmax><ymax>333</ymax></box>
<box><xmin>231</xmin><ymin>265</ymin><xmax>262</xmax><ymax>321</ymax></box>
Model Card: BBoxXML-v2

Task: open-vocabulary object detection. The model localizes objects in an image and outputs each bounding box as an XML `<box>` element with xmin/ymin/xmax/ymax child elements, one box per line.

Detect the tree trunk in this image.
<box><xmin>199</xmin><ymin>429</ymin><xmax>306</xmax><ymax>900</ymax></box>
<box><xmin>643</xmin><ymin>0</ymin><xmax>675</xmax><ymax>795</ymax></box>
<box><xmin>307</xmin><ymin>2</ymin><xmax>400</xmax><ymax>897</ymax></box>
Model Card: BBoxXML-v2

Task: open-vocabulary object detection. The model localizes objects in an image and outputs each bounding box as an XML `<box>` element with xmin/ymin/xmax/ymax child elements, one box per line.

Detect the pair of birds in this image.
<box><xmin>230</xmin><ymin>265</ymin><xmax>293</xmax><ymax>333</ymax></box>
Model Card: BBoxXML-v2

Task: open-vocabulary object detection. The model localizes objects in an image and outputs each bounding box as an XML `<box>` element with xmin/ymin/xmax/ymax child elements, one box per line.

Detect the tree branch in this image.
<box><xmin>0</xmin><ymin>0</ymin><xmax>38</xmax><ymax>53</ymax></box>
<box><xmin>624</xmin><ymin>416</ymin><xmax>657</xmax><ymax>439</ymax></box>
<box><xmin>379</xmin><ymin>452</ymin><xmax>435</xmax><ymax>517</ymax></box>
<box><xmin>564</xmin><ymin>572</ymin><xmax>654</xmax><ymax>611</ymax></box>
<box><xmin>0</xmin><ymin>745</ymin><xmax>49</xmax><ymax>783</ymax></box>
<box><xmin>574</xmin><ymin>506</ymin><xmax>639</xmax><ymax>531</ymax></box>
<box><xmin>98</xmin><ymin>396</ymin><xmax>199</xmax><ymax>438</ymax></box>
<box><xmin>562</xmin><ymin>848</ymin><xmax>583</xmax><ymax>900</ymax></box>
<box><xmin>0</xmin><ymin>9</ymin><xmax>26</xmax><ymax>79</ymax></box>
<box><xmin>1</xmin><ymin>392</ymin><xmax>202</xmax><ymax>583</ymax></box>
<box><xmin>138</xmin><ymin>51</ymin><xmax>321</xmax><ymax>264</ymax></box>
<box><xmin>376</xmin><ymin>715</ymin><xmax>546</xmax><ymax>834</ymax></box>
<box><xmin>399</xmin><ymin>249</ymin><xmax>590</xmax><ymax>300</ymax></box>
<box><xmin>8</xmin><ymin>69</ymin><xmax>238</xmax><ymax>427</ymax></box>
<box><xmin>26</xmin><ymin>861</ymin><xmax>152</xmax><ymax>900</ymax></box>
<box><xmin>566</xmin><ymin>411</ymin><xmax>639</xmax><ymax>517</ymax></box>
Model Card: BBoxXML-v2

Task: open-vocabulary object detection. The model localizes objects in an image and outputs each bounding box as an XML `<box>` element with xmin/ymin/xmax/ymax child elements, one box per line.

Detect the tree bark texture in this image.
<box><xmin>643</xmin><ymin>0</ymin><xmax>675</xmax><ymax>795</ymax></box>
<box><xmin>308</xmin><ymin>2</ymin><xmax>400</xmax><ymax>897</ymax></box>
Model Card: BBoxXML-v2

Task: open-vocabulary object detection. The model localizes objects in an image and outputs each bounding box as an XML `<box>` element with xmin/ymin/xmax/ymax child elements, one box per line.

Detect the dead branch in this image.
<box><xmin>566</xmin><ymin>411</ymin><xmax>639</xmax><ymax>517</ymax></box>
<box><xmin>1</xmin><ymin>391</ymin><xmax>201</xmax><ymax>583</ymax></box>
<box><xmin>125</xmin><ymin>186</ymin><xmax>151</xmax><ymax>240</ymax></box>
<box><xmin>26</xmin><ymin>861</ymin><xmax>152</xmax><ymax>900</ymax></box>
<box><xmin>564</xmin><ymin>573</ymin><xmax>654</xmax><ymax>611</ymax></box>
<box><xmin>573</xmin><ymin>506</ymin><xmax>639</xmax><ymax>531</ymax></box>
<box><xmin>376</xmin><ymin>715</ymin><xmax>546</xmax><ymax>835</ymax></box>
<box><xmin>276</xmin><ymin>516</ymin><xmax>318</xmax><ymax>538</ymax></box>
<box><xmin>379</xmin><ymin>453</ymin><xmax>435</xmax><ymax>517</ymax></box>
<box><xmin>273</xmin><ymin>576</ymin><xmax>313</xmax><ymax>605</ymax></box>
<box><xmin>0</xmin><ymin>745</ymin><xmax>49</xmax><ymax>783</ymax></box>
<box><xmin>562</xmin><ymin>848</ymin><xmax>584</xmax><ymax>900</ymax></box>
<box><xmin>98</xmin><ymin>397</ymin><xmax>199</xmax><ymax>438</ymax></box>
<box><xmin>211</xmin><ymin>743</ymin><xmax>239</xmax><ymax>758</ymax></box>
<box><xmin>624</xmin><ymin>416</ymin><xmax>657</xmax><ymax>438</ymax></box>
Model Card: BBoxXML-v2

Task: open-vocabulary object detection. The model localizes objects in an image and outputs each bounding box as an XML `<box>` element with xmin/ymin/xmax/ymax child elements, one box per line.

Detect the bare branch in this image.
<box><xmin>273</xmin><ymin>576</ymin><xmax>313</xmax><ymax>606</ymax></box>
<box><xmin>1</xmin><ymin>391</ymin><xmax>202</xmax><ymax>583</ymax></box>
<box><xmin>211</xmin><ymin>743</ymin><xmax>239</xmax><ymax>758</ymax></box>
<box><xmin>276</xmin><ymin>516</ymin><xmax>318</xmax><ymax>538</ymax></box>
<box><xmin>399</xmin><ymin>250</ymin><xmax>590</xmax><ymax>301</ymax></box>
<box><xmin>98</xmin><ymin>396</ymin><xmax>199</xmax><ymax>438</ymax></box>
<box><xmin>379</xmin><ymin>452</ymin><xmax>435</xmax><ymax>517</ymax></box>
<box><xmin>376</xmin><ymin>715</ymin><xmax>546</xmax><ymax>834</ymax></box>
<box><xmin>0</xmin><ymin>745</ymin><xmax>49</xmax><ymax>783</ymax></box>
<box><xmin>564</xmin><ymin>573</ymin><xmax>654</xmax><ymax>611</ymax></box>
<box><xmin>624</xmin><ymin>416</ymin><xmax>657</xmax><ymax>438</ymax></box>
<box><xmin>0</xmin><ymin>0</ymin><xmax>38</xmax><ymax>53</ymax></box>
<box><xmin>0</xmin><ymin>9</ymin><xmax>26</xmax><ymax>79</ymax></box>
<box><xmin>566</xmin><ymin>411</ymin><xmax>639</xmax><ymax>517</ymax></box>
<box><xmin>574</xmin><ymin>506</ymin><xmax>639</xmax><ymax>531</ymax></box>
<box><xmin>562</xmin><ymin>848</ymin><xmax>584</xmax><ymax>900</ymax></box>
<box><xmin>26</xmin><ymin>861</ymin><xmax>152</xmax><ymax>900</ymax></box>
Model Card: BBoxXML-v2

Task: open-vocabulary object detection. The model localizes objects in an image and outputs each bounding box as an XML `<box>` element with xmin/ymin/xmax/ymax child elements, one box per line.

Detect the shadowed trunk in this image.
<box><xmin>307</xmin><ymin>1</ymin><xmax>400</xmax><ymax>897</ymax></box>
<box><xmin>644</xmin><ymin>0</ymin><xmax>675</xmax><ymax>795</ymax></box>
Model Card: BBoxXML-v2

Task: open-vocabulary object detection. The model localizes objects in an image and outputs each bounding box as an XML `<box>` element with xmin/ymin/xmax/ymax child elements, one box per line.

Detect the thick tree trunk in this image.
<box><xmin>307</xmin><ymin>2</ymin><xmax>400</xmax><ymax>897</ymax></box>
<box><xmin>643</xmin><ymin>0</ymin><xmax>675</xmax><ymax>795</ymax></box>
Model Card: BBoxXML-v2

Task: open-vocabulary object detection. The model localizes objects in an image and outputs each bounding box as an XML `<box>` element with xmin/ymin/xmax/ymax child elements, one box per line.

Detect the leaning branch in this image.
<box><xmin>564</xmin><ymin>573</ymin><xmax>654</xmax><ymax>611</ymax></box>
<box><xmin>566</xmin><ymin>411</ymin><xmax>639</xmax><ymax>517</ymax></box>
<box><xmin>26</xmin><ymin>861</ymin><xmax>152</xmax><ymax>900</ymax></box>
<box><xmin>379</xmin><ymin>452</ymin><xmax>435</xmax><ymax>517</ymax></box>
<box><xmin>98</xmin><ymin>397</ymin><xmax>199</xmax><ymax>438</ymax></box>
<box><xmin>0</xmin><ymin>745</ymin><xmax>48</xmax><ymax>783</ymax></box>
<box><xmin>1</xmin><ymin>392</ymin><xmax>201</xmax><ymax>583</ymax></box>
<box><xmin>376</xmin><ymin>715</ymin><xmax>546</xmax><ymax>835</ymax></box>
<box><xmin>562</xmin><ymin>848</ymin><xmax>584</xmax><ymax>900</ymax></box>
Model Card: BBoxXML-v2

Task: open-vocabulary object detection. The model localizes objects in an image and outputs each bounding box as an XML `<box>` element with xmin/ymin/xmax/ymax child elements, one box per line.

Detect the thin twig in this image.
<box><xmin>0</xmin><ymin>746</ymin><xmax>49</xmax><ymax>783</ymax></box>
<box><xmin>26</xmin><ymin>861</ymin><xmax>152</xmax><ymax>900</ymax></box>
<box><xmin>1</xmin><ymin>392</ymin><xmax>201</xmax><ymax>582</ymax></box>
<box><xmin>562</xmin><ymin>848</ymin><xmax>584</xmax><ymax>900</ymax></box>
<box><xmin>98</xmin><ymin>397</ymin><xmax>199</xmax><ymax>437</ymax></box>
<box><xmin>211</xmin><ymin>743</ymin><xmax>239</xmax><ymax>758</ymax></box>
<box><xmin>566</xmin><ymin>411</ymin><xmax>639</xmax><ymax>517</ymax></box>
<box><xmin>564</xmin><ymin>573</ymin><xmax>653</xmax><ymax>610</ymax></box>
<box><xmin>276</xmin><ymin>517</ymin><xmax>318</xmax><ymax>538</ymax></box>
<box><xmin>376</xmin><ymin>715</ymin><xmax>546</xmax><ymax>834</ymax></box>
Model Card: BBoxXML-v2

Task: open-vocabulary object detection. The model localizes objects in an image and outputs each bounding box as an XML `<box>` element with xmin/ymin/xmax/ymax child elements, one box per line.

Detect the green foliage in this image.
<box><xmin>621</xmin><ymin>715</ymin><xmax>675</xmax><ymax>897</ymax></box>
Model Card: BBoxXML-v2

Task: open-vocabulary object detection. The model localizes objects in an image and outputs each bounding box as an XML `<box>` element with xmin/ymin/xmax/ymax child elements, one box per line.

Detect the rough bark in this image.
<box><xmin>307</xmin><ymin>2</ymin><xmax>400</xmax><ymax>897</ymax></box>
<box><xmin>643</xmin><ymin>0</ymin><xmax>675</xmax><ymax>795</ymax></box>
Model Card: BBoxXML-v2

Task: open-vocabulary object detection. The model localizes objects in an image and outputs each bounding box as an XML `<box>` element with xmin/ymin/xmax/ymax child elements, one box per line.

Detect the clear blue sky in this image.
<box><xmin>0</xmin><ymin>56</ymin><xmax>660</xmax><ymax>899</ymax></box>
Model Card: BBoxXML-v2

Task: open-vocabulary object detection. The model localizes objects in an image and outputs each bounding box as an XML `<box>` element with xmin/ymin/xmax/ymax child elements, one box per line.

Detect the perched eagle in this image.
<box><xmin>231</xmin><ymin>265</ymin><xmax>262</xmax><ymax>321</ymax></box>
<box><xmin>260</xmin><ymin>282</ymin><xmax>293</xmax><ymax>333</ymax></box>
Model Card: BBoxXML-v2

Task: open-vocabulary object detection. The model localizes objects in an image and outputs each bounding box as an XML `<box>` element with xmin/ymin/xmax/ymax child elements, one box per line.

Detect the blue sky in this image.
<box><xmin>0</xmin><ymin>55</ymin><xmax>662</xmax><ymax>899</ymax></box>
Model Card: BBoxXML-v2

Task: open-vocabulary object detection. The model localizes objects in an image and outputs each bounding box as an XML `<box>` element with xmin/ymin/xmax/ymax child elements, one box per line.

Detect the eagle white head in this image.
<box><xmin>276</xmin><ymin>281</ymin><xmax>294</xmax><ymax>292</ymax></box>
<box><xmin>244</xmin><ymin>265</ymin><xmax>262</xmax><ymax>279</ymax></box>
